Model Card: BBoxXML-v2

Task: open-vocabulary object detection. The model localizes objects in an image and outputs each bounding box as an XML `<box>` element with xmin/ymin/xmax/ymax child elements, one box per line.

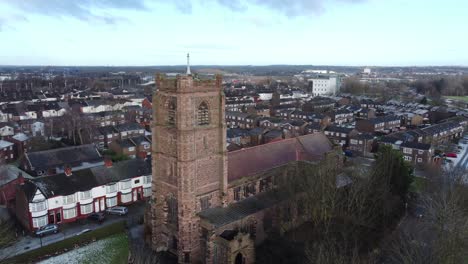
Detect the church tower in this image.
<box><xmin>151</xmin><ymin>57</ymin><xmax>227</xmax><ymax>263</ymax></box>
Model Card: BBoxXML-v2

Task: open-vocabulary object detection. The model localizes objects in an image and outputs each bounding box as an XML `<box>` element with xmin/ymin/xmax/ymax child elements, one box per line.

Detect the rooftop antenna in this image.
<box><xmin>186</xmin><ymin>53</ymin><xmax>191</xmax><ymax>75</ymax></box>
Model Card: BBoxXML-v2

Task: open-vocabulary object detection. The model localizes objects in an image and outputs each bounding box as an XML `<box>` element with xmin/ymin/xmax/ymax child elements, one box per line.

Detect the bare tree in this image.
<box><xmin>383</xmin><ymin>167</ymin><xmax>468</xmax><ymax>264</ymax></box>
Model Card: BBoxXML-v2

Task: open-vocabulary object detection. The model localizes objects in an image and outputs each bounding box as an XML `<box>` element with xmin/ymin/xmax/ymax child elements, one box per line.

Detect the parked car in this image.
<box><xmin>106</xmin><ymin>206</ymin><xmax>128</xmax><ymax>216</ymax></box>
<box><xmin>88</xmin><ymin>212</ymin><xmax>105</xmax><ymax>222</ymax></box>
<box><xmin>446</xmin><ymin>153</ymin><xmax>457</xmax><ymax>158</ymax></box>
<box><xmin>35</xmin><ymin>224</ymin><xmax>59</xmax><ymax>237</ymax></box>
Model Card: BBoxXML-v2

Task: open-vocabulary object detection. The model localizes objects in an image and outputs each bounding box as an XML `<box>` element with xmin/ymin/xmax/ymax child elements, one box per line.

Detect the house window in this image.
<box><xmin>121</xmin><ymin>192</ymin><xmax>132</xmax><ymax>203</ymax></box>
<box><xmin>144</xmin><ymin>144</ymin><xmax>150</xmax><ymax>149</ymax></box>
<box><xmin>134</xmin><ymin>179</ymin><xmax>140</xmax><ymax>184</ymax></box>
<box><xmin>403</xmin><ymin>148</ymin><xmax>412</xmax><ymax>154</ymax></box>
<box><xmin>144</xmin><ymin>175</ymin><xmax>151</xmax><ymax>184</ymax></box>
<box><xmin>32</xmin><ymin>215</ymin><xmax>48</xmax><ymax>228</ymax></box>
<box><xmin>234</xmin><ymin>187</ymin><xmax>241</xmax><ymax>201</ymax></box>
<box><xmin>259</xmin><ymin>178</ymin><xmax>272</xmax><ymax>192</ymax></box>
<box><xmin>106</xmin><ymin>184</ymin><xmax>118</xmax><ymax>193</ymax></box>
<box><xmin>200</xmin><ymin>196</ymin><xmax>211</xmax><ymax>211</ymax></box>
<box><xmin>418</xmin><ymin>150</ymin><xmax>424</xmax><ymax>154</ymax></box>
<box><xmin>80</xmin><ymin>191</ymin><xmax>92</xmax><ymax>200</ymax></box>
<box><xmin>63</xmin><ymin>194</ymin><xmax>76</xmax><ymax>205</ymax></box>
<box><xmin>143</xmin><ymin>187</ymin><xmax>152</xmax><ymax>197</ymax></box>
<box><xmin>245</xmin><ymin>183</ymin><xmax>256</xmax><ymax>196</ymax></box>
<box><xmin>31</xmin><ymin>201</ymin><xmax>47</xmax><ymax>212</ymax></box>
<box><xmin>417</xmin><ymin>158</ymin><xmax>423</xmax><ymax>163</ymax></box>
<box><xmin>121</xmin><ymin>180</ymin><xmax>131</xmax><ymax>190</ymax></box>
<box><xmin>128</xmin><ymin>147</ymin><xmax>135</xmax><ymax>152</ymax></box>
<box><xmin>106</xmin><ymin>196</ymin><xmax>117</xmax><ymax>207</ymax></box>
<box><xmin>80</xmin><ymin>203</ymin><xmax>93</xmax><ymax>214</ymax></box>
<box><xmin>63</xmin><ymin>207</ymin><xmax>77</xmax><ymax>219</ymax></box>
<box><xmin>197</xmin><ymin>102</ymin><xmax>209</xmax><ymax>126</ymax></box>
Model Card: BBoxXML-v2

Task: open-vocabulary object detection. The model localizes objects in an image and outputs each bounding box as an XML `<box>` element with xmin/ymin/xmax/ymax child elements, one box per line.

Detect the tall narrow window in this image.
<box><xmin>165</xmin><ymin>99</ymin><xmax>176</xmax><ymax>126</ymax></box>
<box><xmin>197</xmin><ymin>102</ymin><xmax>209</xmax><ymax>126</ymax></box>
<box><xmin>166</xmin><ymin>196</ymin><xmax>178</xmax><ymax>225</ymax></box>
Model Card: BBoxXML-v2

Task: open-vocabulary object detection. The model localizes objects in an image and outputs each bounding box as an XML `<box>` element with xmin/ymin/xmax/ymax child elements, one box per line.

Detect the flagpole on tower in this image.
<box><xmin>186</xmin><ymin>53</ymin><xmax>191</xmax><ymax>75</ymax></box>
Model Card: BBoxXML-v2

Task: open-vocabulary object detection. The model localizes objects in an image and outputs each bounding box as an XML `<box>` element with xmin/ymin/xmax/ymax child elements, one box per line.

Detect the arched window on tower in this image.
<box><xmin>165</xmin><ymin>99</ymin><xmax>176</xmax><ymax>126</ymax></box>
<box><xmin>166</xmin><ymin>195</ymin><xmax>178</xmax><ymax>226</ymax></box>
<box><xmin>197</xmin><ymin>102</ymin><xmax>209</xmax><ymax>126</ymax></box>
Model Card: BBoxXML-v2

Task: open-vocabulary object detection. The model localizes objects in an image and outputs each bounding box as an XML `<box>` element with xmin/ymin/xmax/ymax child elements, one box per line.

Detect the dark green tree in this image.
<box><xmin>373</xmin><ymin>145</ymin><xmax>414</xmax><ymax>200</ymax></box>
<box><xmin>420</xmin><ymin>96</ymin><xmax>428</xmax><ymax>104</ymax></box>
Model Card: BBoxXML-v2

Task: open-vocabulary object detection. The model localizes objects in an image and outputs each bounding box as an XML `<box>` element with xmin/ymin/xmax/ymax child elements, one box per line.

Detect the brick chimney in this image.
<box><xmin>104</xmin><ymin>158</ymin><xmax>113</xmax><ymax>168</ymax></box>
<box><xmin>64</xmin><ymin>166</ymin><xmax>72</xmax><ymax>176</ymax></box>
<box><xmin>137</xmin><ymin>151</ymin><xmax>147</xmax><ymax>159</ymax></box>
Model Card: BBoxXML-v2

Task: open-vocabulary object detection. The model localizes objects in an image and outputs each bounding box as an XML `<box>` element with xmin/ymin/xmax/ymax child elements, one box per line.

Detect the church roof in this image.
<box><xmin>227</xmin><ymin>133</ymin><xmax>333</xmax><ymax>182</ymax></box>
<box><xmin>199</xmin><ymin>191</ymin><xmax>288</xmax><ymax>228</ymax></box>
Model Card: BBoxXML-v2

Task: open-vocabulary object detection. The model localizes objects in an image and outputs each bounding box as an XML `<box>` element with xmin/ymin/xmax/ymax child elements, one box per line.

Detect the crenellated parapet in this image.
<box><xmin>156</xmin><ymin>73</ymin><xmax>222</xmax><ymax>93</ymax></box>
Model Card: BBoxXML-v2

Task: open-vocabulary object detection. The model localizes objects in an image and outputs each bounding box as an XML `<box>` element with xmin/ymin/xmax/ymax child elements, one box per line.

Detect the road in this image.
<box><xmin>454</xmin><ymin>140</ymin><xmax>468</xmax><ymax>169</ymax></box>
<box><xmin>0</xmin><ymin>202</ymin><xmax>145</xmax><ymax>260</ymax></box>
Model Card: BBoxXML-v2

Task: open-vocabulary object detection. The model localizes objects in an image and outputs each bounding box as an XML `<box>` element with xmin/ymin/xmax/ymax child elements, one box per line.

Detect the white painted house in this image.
<box><xmin>16</xmin><ymin>158</ymin><xmax>152</xmax><ymax>231</ymax></box>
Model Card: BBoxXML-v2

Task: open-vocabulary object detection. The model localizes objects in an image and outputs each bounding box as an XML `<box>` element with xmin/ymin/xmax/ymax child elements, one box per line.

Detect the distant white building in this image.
<box><xmin>308</xmin><ymin>76</ymin><xmax>340</xmax><ymax>96</ymax></box>
<box><xmin>363</xmin><ymin>68</ymin><xmax>372</xmax><ymax>75</ymax></box>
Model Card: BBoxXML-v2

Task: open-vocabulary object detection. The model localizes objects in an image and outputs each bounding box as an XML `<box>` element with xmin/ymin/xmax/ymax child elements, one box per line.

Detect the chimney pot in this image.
<box><xmin>104</xmin><ymin>158</ymin><xmax>113</xmax><ymax>168</ymax></box>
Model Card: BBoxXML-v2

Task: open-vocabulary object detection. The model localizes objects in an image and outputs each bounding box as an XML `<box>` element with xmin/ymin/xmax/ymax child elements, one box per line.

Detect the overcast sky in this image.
<box><xmin>0</xmin><ymin>0</ymin><xmax>466</xmax><ymax>66</ymax></box>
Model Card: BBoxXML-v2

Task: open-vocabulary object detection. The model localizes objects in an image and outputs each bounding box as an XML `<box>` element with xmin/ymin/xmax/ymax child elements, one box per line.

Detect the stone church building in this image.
<box><xmin>149</xmin><ymin>70</ymin><xmax>341</xmax><ymax>264</ymax></box>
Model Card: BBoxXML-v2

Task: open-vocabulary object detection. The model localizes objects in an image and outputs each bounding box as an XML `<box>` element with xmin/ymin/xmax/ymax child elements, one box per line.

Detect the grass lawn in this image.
<box><xmin>444</xmin><ymin>96</ymin><xmax>468</xmax><ymax>103</ymax></box>
<box><xmin>410</xmin><ymin>176</ymin><xmax>427</xmax><ymax>193</ymax></box>
<box><xmin>4</xmin><ymin>221</ymin><xmax>126</xmax><ymax>264</ymax></box>
<box><xmin>37</xmin><ymin>233</ymin><xmax>129</xmax><ymax>264</ymax></box>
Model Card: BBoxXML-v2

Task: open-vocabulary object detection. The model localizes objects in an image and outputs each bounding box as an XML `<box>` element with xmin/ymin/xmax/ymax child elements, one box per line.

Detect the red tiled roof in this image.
<box><xmin>227</xmin><ymin>133</ymin><xmax>333</xmax><ymax>182</ymax></box>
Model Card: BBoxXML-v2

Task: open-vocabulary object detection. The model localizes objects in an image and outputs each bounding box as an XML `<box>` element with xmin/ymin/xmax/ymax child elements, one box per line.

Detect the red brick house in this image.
<box><xmin>0</xmin><ymin>140</ymin><xmax>15</xmax><ymax>163</ymax></box>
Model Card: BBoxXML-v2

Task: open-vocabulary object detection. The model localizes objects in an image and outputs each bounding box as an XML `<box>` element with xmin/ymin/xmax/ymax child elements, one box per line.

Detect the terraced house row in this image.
<box><xmin>15</xmin><ymin>158</ymin><xmax>152</xmax><ymax>231</ymax></box>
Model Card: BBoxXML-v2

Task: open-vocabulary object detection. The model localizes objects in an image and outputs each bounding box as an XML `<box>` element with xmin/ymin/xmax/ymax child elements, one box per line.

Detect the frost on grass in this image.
<box><xmin>38</xmin><ymin>234</ymin><xmax>126</xmax><ymax>264</ymax></box>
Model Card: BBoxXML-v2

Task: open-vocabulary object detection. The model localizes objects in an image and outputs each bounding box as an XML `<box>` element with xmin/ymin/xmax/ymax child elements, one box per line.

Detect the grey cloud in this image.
<box><xmin>2</xmin><ymin>0</ymin><xmax>367</xmax><ymax>25</ymax></box>
<box><xmin>2</xmin><ymin>0</ymin><xmax>148</xmax><ymax>24</ymax></box>
<box><xmin>217</xmin><ymin>0</ymin><xmax>367</xmax><ymax>17</ymax></box>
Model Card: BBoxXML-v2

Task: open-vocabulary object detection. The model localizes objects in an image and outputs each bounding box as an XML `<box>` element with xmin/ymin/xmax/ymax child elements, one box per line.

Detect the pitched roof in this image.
<box><xmin>227</xmin><ymin>133</ymin><xmax>333</xmax><ymax>182</ymax></box>
<box><xmin>400</xmin><ymin>141</ymin><xmax>431</xmax><ymax>150</ymax></box>
<box><xmin>12</xmin><ymin>133</ymin><xmax>29</xmax><ymax>142</ymax></box>
<box><xmin>32</xmin><ymin>169</ymin><xmax>99</xmax><ymax>197</ymax></box>
<box><xmin>25</xmin><ymin>144</ymin><xmax>102</xmax><ymax>171</ymax></box>
<box><xmin>25</xmin><ymin>159</ymin><xmax>151</xmax><ymax>199</ymax></box>
<box><xmin>0</xmin><ymin>140</ymin><xmax>14</xmax><ymax>149</ymax></box>
<box><xmin>91</xmin><ymin>158</ymin><xmax>151</xmax><ymax>185</ymax></box>
<box><xmin>325</xmin><ymin>126</ymin><xmax>355</xmax><ymax>134</ymax></box>
<box><xmin>98</xmin><ymin>125</ymin><xmax>117</xmax><ymax>135</ymax></box>
<box><xmin>227</xmin><ymin>128</ymin><xmax>250</xmax><ymax>139</ymax></box>
<box><xmin>19</xmin><ymin>181</ymin><xmax>39</xmax><ymax>202</ymax></box>
<box><xmin>130</xmin><ymin>136</ymin><xmax>151</xmax><ymax>145</ymax></box>
<box><xmin>114</xmin><ymin>122</ymin><xmax>142</xmax><ymax>132</ymax></box>
<box><xmin>199</xmin><ymin>191</ymin><xmax>288</xmax><ymax>228</ymax></box>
